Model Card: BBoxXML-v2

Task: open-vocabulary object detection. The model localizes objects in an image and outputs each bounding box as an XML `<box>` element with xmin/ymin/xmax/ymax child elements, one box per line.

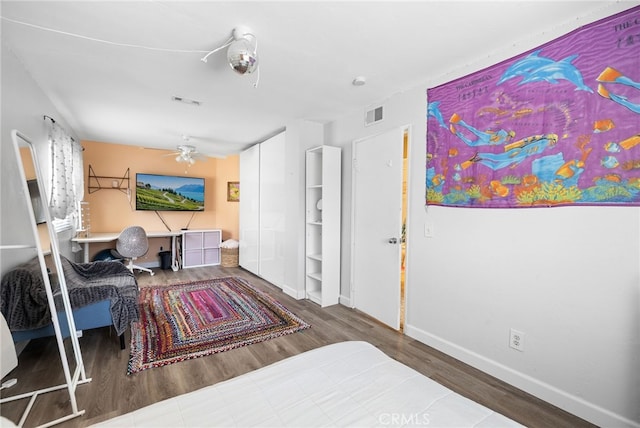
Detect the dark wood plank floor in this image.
<box><xmin>1</xmin><ymin>266</ymin><xmax>594</xmax><ymax>427</ymax></box>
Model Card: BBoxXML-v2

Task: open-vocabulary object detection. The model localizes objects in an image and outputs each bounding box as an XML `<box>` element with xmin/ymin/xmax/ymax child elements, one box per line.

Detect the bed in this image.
<box><xmin>93</xmin><ymin>341</ymin><xmax>523</xmax><ymax>427</ymax></box>
<box><xmin>0</xmin><ymin>256</ymin><xmax>139</xmax><ymax>349</ymax></box>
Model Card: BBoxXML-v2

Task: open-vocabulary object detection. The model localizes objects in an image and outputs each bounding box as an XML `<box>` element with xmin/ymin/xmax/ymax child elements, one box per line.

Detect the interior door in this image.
<box><xmin>352</xmin><ymin>127</ymin><xmax>404</xmax><ymax>329</ymax></box>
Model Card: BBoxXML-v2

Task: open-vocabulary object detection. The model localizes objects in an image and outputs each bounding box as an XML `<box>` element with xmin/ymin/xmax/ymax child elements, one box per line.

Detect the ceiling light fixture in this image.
<box><xmin>163</xmin><ymin>137</ymin><xmax>207</xmax><ymax>167</ymax></box>
<box><xmin>175</xmin><ymin>146</ymin><xmax>197</xmax><ymax>165</ymax></box>
<box><xmin>227</xmin><ymin>27</ymin><xmax>258</xmax><ymax>75</ymax></box>
<box><xmin>201</xmin><ymin>26</ymin><xmax>259</xmax><ymax>85</ymax></box>
<box><xmin>352</xmin><ymin>76</ymin><xmax>367</xmax><ymax>86</ymax></box>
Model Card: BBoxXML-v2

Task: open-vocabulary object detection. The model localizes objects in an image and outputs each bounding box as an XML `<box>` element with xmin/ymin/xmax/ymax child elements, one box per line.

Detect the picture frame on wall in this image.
<box><xmin>227</xmin><ymin>181</ymin><xmax>239</xmax><ymax>202</ymax></box>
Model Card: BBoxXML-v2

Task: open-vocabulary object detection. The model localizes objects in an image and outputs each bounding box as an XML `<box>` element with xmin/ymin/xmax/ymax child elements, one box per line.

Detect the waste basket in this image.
<box><xmin>220</xmin><ymin>239</ymin><xmax>239</xmax><ymax>267</ymax></box>
<box><xmin>158</xmin><ymin>251</ymin><xmax>171</xmax><ymax>270</ymax></box>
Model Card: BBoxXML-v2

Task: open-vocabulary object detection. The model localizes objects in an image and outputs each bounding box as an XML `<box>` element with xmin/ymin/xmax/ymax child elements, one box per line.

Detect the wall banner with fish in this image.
<box><xmin>426</xmin><ymin>5</ymin><xmax>640</xmax><ymax>208</ymax></box>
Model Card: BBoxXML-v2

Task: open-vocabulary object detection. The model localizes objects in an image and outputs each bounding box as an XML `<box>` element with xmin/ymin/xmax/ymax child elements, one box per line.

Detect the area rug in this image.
<box><xmin>127</xmin><ymin>277</ymin><xmax>310</xmax><ymax>374</ymax></box>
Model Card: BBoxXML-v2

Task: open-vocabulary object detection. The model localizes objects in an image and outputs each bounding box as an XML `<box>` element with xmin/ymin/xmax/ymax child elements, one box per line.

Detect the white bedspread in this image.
<box><xmin>93</xmin><ymin>341</ymin><xmax>523</xmax><ymax>427</ymax></box>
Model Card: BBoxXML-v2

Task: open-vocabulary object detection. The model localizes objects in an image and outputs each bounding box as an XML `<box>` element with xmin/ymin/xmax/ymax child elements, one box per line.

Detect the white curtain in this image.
<box><xmin>48</xmin><ymin>122</ymin><xmax>83</xmax><ymax>225</ymax></box>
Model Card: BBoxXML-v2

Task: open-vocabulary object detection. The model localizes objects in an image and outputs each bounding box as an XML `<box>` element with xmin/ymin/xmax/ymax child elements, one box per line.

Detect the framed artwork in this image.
<box><xmin>227</xmin><ymin>181</ymin><xmax>239</xmax><ymax>202</ymax></box>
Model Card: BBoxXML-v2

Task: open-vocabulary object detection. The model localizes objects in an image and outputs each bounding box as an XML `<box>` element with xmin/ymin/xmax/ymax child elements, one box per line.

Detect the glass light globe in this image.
<box><xmin>227</xmin><ymin>38</ymin><xmax>258</xmax><ymax>75</ymax></box>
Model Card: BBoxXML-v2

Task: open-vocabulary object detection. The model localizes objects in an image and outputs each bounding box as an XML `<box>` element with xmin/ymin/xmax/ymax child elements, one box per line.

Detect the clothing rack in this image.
<box><xmin>0</xmin><ymin>130</ymin><xmax>90</xmax><ymax>427</ymax></box>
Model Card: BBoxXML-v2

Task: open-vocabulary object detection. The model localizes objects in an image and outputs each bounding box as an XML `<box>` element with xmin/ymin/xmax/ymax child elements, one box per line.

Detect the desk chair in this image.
<box><xmin>116</xmin><ymin>226</ymin><xmax>154</xmax><ymax>276</ymax></box>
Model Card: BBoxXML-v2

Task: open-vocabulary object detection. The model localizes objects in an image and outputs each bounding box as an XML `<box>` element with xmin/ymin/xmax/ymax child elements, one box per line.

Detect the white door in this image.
<box><xmin>352</xmin><ymin>127</ymin><xmax>404</xmax><ymax>329</ymax></box>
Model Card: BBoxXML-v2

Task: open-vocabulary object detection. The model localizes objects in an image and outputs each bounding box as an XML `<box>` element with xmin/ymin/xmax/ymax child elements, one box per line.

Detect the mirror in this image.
<box><xmin>10</xmin><ymin>129</ymin><xmax>86</xmax><ymax>386</ymax></box>
<box><xmin>20</xmin><ymin>146</ymin><xmax>47</xmax><ymax>225</ymax></box>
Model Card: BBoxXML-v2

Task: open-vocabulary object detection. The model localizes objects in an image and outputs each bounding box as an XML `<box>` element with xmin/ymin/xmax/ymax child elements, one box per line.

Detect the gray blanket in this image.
<box><xmin>1</xmin><ymin>256</ymin><xmax>139</xmax><ymax>336</ymax></box>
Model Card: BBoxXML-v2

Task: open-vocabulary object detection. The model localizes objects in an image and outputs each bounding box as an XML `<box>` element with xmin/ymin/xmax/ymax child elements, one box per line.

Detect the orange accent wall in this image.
<box><xmin>81</xmin><ymin>140</ymin><xmax>239</xmax><ymax>263</ymax></box>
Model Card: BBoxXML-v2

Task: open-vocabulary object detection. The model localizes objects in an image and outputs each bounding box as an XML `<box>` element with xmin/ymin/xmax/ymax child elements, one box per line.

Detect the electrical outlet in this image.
<box><xmin>509</xmin><ymin>328</ymin><xmax>525</xmax><ymax>351</ymax></box>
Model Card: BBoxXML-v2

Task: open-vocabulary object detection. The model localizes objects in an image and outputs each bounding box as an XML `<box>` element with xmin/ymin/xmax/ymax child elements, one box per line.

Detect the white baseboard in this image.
<box><xmin>404</xmin><ymin>323</ymin><xmax>639</xmax><ymax>428</ymax></box>
<box><xmin>339</xmin><ymin>294</ymin><xmax>351</xmax><ymax>307</ymax></box>
<box><xmin>282</xmin><ymin>284</ymin><xmax>305</xmax><ymax>300</ymax></box>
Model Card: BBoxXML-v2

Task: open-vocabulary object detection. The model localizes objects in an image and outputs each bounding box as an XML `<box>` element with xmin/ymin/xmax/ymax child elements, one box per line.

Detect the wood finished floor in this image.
<box><xmin>1</xmin><ymin>266</ymin><xmax>594</xmax><ymax>427</ymax></box>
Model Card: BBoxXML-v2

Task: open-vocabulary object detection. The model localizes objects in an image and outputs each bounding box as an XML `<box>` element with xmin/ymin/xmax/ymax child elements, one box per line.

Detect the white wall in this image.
<box><xmin>326</xmin><ymin>3</ymin><xmax>639</xmax><ymax>427</ymax></box>
<box><xmin>1</xmin><ymin>44</ymin><xmax>78</xmax><ymax>270</ymax></box>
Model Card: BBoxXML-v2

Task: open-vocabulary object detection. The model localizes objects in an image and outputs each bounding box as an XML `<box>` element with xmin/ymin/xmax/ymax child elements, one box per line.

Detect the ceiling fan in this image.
<box><xmin>165</xmin><ymin>142</ymin><xmax>208</xmax><ymax>165</ymax></box>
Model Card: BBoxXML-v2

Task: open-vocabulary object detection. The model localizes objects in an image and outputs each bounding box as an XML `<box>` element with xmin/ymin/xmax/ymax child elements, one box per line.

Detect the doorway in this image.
<box><xmin>351</xmin><ymin>126</ymin><xmax>409</xmax><ymax>331</ymax></box>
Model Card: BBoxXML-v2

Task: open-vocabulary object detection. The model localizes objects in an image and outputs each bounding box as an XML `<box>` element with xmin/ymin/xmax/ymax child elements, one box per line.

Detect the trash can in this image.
<box><xmin>158</xmin><ymin>251</ymin><xmax>171</xmax><ymax>270</ymax></box>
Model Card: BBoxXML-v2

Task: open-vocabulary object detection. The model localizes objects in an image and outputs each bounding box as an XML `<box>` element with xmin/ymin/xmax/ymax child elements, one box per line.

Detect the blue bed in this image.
<box><xmin>10</xmin><ymin>300</ymin><xmax>126</xmax><ymax>349</ymax></box>
<box><xmin>1</xmin><ymin>256</ymin><xmax>139</xmax><ymax>350</ymax></box>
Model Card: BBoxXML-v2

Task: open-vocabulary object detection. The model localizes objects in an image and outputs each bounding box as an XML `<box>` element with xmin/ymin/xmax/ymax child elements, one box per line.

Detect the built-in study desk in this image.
<box><xmin>72</xmin><ymin>230</ymin><xmax>182</xmax><ymax>268</ymax></box>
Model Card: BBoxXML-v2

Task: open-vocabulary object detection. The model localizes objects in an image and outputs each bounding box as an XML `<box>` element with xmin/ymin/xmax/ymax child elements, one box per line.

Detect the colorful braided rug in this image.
<box><xmin>127</xmin><ymin>277</ymin><xmax>310</xmax><ymax>374</ymax></box>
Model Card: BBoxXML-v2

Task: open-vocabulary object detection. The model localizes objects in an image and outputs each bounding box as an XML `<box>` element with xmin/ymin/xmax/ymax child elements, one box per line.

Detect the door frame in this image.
<box><xmin>349</xmin><ymin>124</ymin><xmax>412</xmax><ymax>328</ymax></box>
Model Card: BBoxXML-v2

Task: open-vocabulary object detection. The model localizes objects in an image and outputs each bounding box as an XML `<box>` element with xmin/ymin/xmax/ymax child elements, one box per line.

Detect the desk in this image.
<box><xmin>72</xmin><ymin>231</ymin><xmax>182</xmax><ymax>269</ymax></box>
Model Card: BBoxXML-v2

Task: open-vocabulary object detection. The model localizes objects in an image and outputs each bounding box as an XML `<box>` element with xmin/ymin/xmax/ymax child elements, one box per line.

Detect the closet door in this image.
<box><xmin>258</xmin><ymin>132</ymin><xmax>286</xmax><ymax>288</ymax></box>
<box><xmin>239</xmin><ymin>144</ymin><xmax>260</xmax><ymax>275</ymax></box>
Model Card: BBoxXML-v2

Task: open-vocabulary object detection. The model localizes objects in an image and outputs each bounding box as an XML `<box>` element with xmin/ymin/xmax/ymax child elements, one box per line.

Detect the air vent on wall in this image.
<box><xmin>365</xmin><ymin>105</ymin><xmax>384</xmax><ymax>126</ymax></box>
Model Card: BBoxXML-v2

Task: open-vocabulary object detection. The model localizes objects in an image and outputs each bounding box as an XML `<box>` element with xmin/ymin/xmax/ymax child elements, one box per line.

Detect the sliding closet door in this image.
<box><xmin>258</xmin><ymin>132</ymin><xmax>286</xmax><ymax>288</ymax></box>
<box><xmin>239</xmin><ymin>144</ymin><xmax>260</xmax><ymax>275</ymax></box>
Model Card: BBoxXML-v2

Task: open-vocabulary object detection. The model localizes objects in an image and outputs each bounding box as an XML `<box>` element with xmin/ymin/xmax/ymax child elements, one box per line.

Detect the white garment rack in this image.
<box><xmin>0</xmin><ymin>130</ymin><xmax>91</xmax><ymax>427</ymax></box>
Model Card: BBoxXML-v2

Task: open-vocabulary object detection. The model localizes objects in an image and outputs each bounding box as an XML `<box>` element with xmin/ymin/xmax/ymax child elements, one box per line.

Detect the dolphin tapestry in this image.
<box><xmin>426</xmin><ymin>5</ymin><xmax>640</xmax><ymax>208</ymax></box>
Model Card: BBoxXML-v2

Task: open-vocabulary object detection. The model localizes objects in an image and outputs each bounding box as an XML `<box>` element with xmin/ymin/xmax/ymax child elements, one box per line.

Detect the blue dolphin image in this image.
<box><xmin>497</xmin><ymin>50</ymin><xmax>554</xmax><ymax>85</ymax></box>
<box><xmin>519</xmin><ymin>57</ymin><xmax>593</xmax><ymax>92</ymax></box>
<box><xmin>498</xmin><ymin>50</ymin><xmax>591</xmax><ymax>92</ymax></box>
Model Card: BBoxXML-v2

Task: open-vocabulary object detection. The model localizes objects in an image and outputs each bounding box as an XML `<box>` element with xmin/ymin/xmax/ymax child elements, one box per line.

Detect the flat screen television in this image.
<box><xmin>136</xmin><ymin>173</ymin><xmax>205</xmax><ymax>211</ymax></box>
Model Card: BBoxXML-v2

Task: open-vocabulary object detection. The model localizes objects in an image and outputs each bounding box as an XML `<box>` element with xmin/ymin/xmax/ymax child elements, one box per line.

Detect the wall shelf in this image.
<box><xmin>87</xmin><ymin>165</ymin><xmax>130</xmax><ymax>194</ymax></box>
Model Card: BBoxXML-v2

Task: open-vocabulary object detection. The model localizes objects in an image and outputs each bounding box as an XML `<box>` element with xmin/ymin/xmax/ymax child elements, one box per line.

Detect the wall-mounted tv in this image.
<box><xmin>136</xmin><ymin>173</ymin><xmax>205</xmax><ymax>211</ymax></box>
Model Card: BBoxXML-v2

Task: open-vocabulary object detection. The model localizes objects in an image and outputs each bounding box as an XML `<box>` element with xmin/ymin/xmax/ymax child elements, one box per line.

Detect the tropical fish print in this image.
<box><xmin>601</xmin><ymin>156</ymin><xmax>620</xmax><ymax>169</ymax></box>
<box><xmin>604</xmin><ymin>142</ymin><xmax>621</xmax><ymax>153</ymax></box>
<box><xmin>593</xmin><ymin>119</ymin><xmax>615</xmax><ymax>133</ymax></box>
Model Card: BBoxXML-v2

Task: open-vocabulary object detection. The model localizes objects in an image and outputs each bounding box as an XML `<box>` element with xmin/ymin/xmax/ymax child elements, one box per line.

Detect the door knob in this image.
<box><xmin>388</xmin><ymin>237</ymin><xmax>398</xmax><ymax>244</ymax></box>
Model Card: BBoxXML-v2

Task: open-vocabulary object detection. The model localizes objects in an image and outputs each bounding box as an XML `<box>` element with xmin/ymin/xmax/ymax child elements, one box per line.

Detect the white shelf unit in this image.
<box><xmin>305</xmin><ymin>145</ymin><xmax>341</xmax><ymax>307</ymax></box>
<box><xmin>182</xmin><ymin>229</ymin><xmax>222</xmax><ymax>268</ymax></box>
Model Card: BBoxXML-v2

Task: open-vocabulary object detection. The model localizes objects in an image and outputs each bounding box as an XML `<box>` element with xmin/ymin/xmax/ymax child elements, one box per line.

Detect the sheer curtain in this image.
<box><xmin>48</xmin><ymin>121</ymin><xmax>84</xmax><ymax>229</ymax></box>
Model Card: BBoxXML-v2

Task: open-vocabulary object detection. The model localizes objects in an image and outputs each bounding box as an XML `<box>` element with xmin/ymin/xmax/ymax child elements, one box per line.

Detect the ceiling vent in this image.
<box><xmin>365</xmin><ymin>105</ymin><xmax>384</xmax><ymax>126</ymax></box>
<box><xmin>172</xmin><ymin>96</ymin><xmax>202</xmax><ymax>106</ymax></box>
